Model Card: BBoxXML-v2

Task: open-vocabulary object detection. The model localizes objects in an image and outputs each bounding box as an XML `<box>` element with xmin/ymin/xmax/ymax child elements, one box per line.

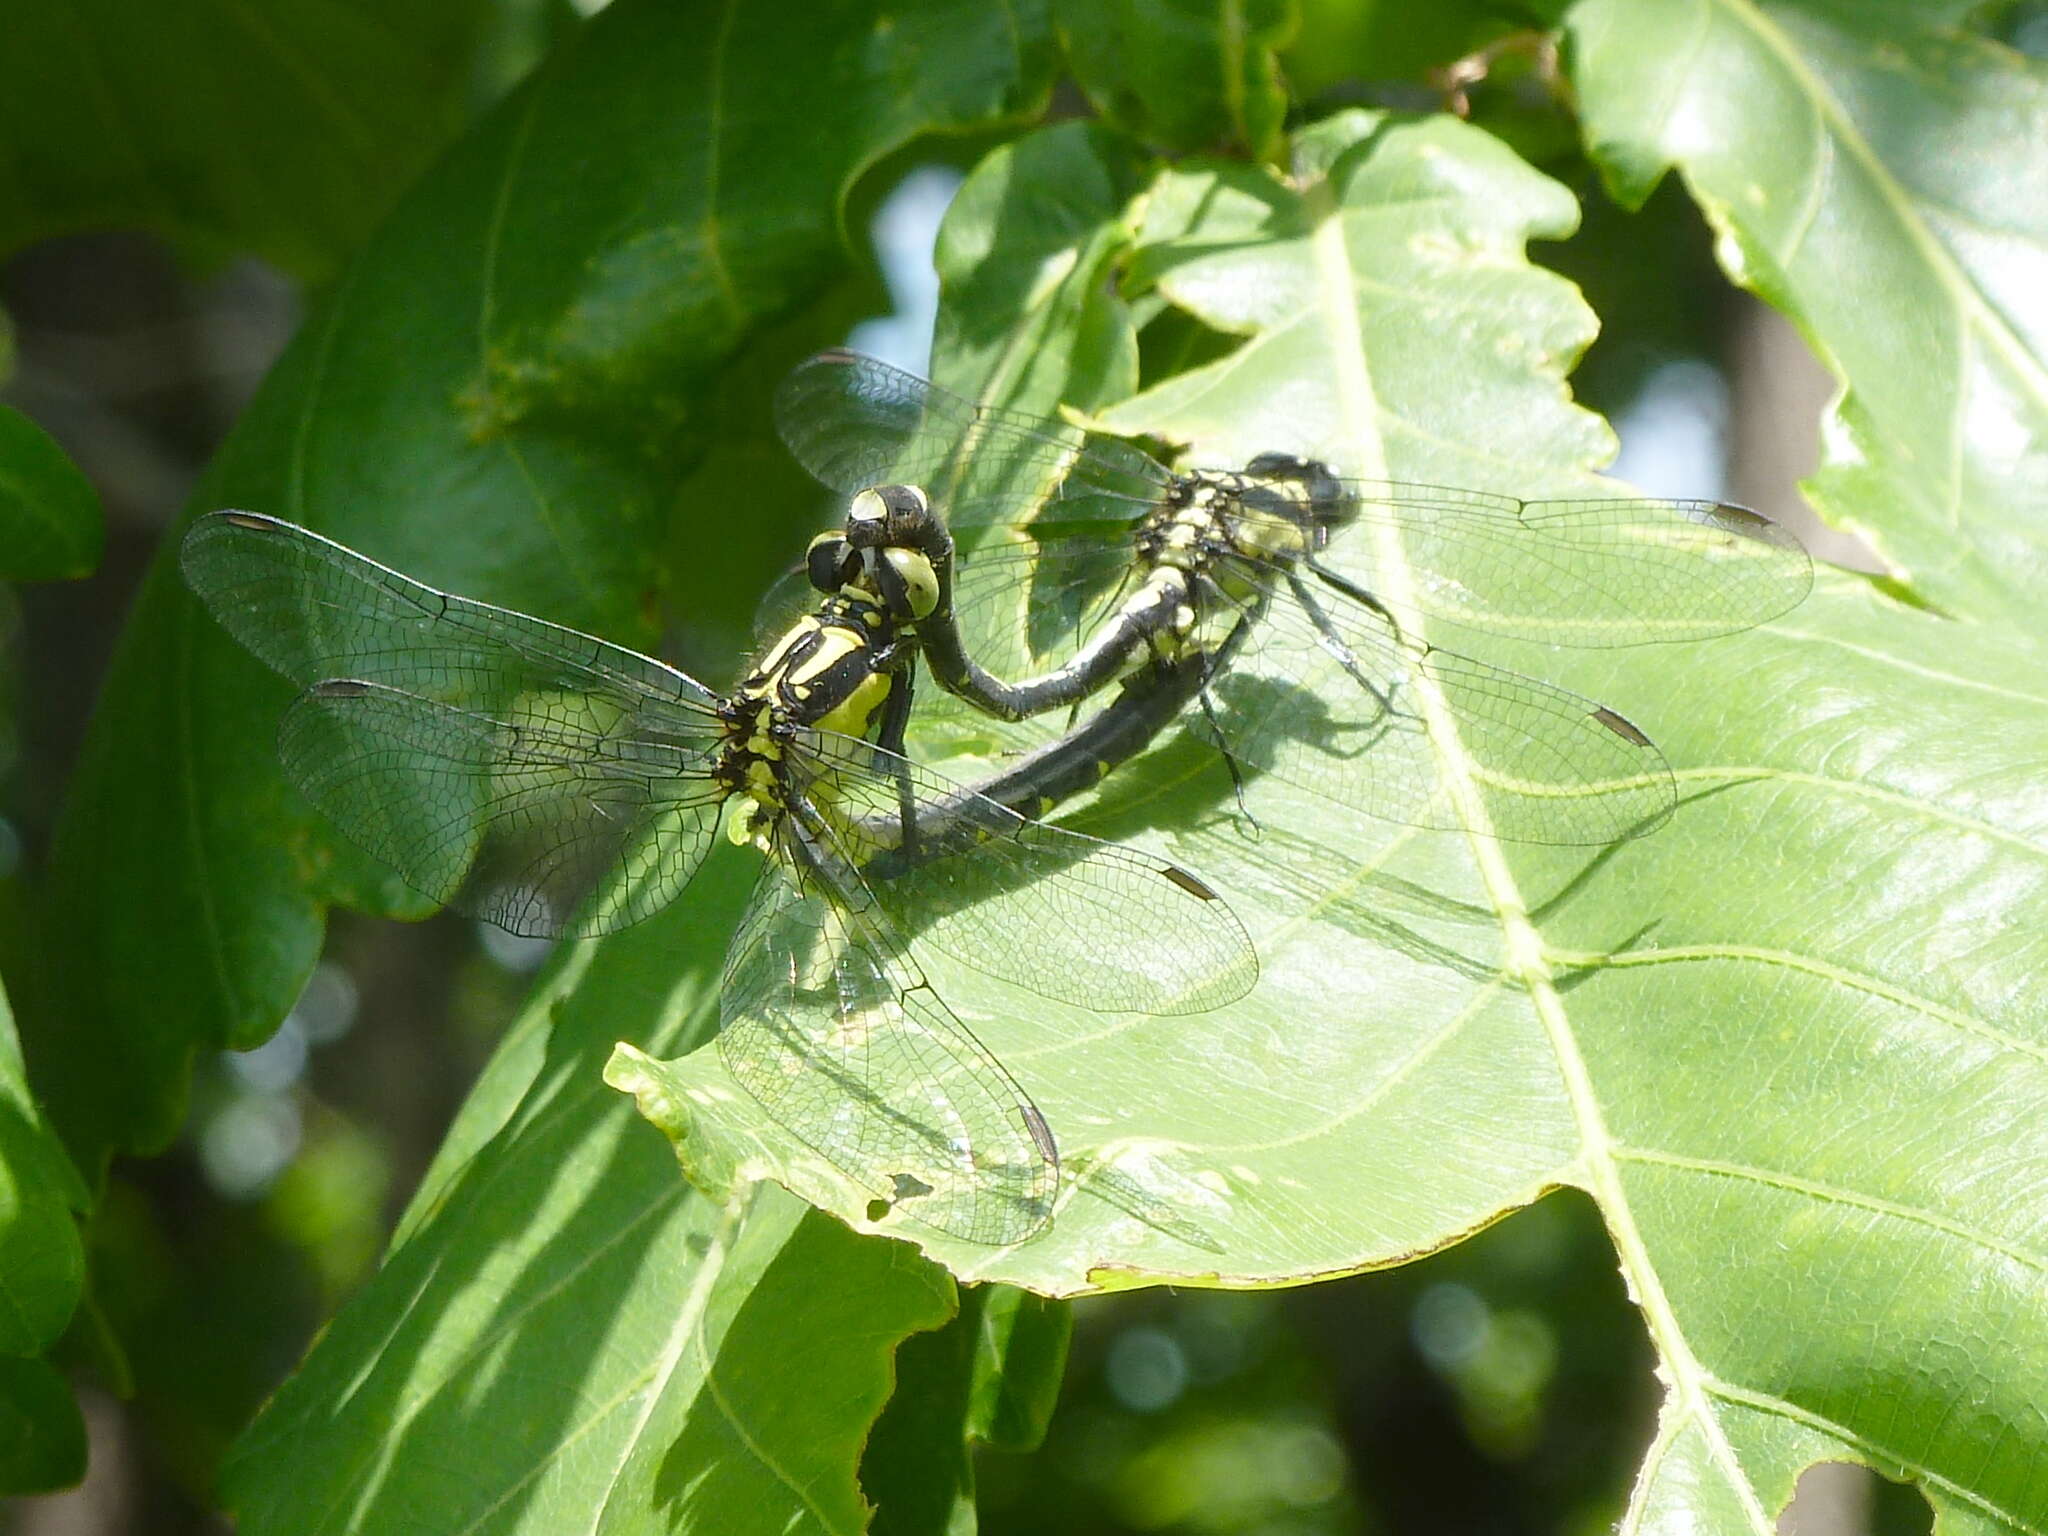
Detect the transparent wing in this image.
<box><xmin>910</xmin><ymin>537</ymin><xmax>1677</xmax><ymax>844</ymax></box>
<box><xmin>1211</xmin><ymin>582</ymin><xmax>1675</xmax><ymax>846</ymax></box>
<box><xmin>750</xmin><ymin>558</ymin><xmax>821</xmax><ymax>650</ymax></box>
<box><xmin>180</xmin><ymin>511</ymin><xmax>725</xmax><ymax>713</ymax></box>
<box><xmin>788</xmin><ymin>728</ymin><xmax>1258</xmax><ymax>1016</ymax></box>
<box><xmin>932</xmin><ymin>525</ymin><xmax>1145</xmax><ymax>694</ymax></box>
<box><xmin>719</xmin><ymin>856</ymin><xmax>1057</xmax><ymax>1246</ymax></box>
<box><xmin>776</xmin><ymin>354</ymin><xmax>1810</xmax><ymax>646</ymax></box>
<box><xmin>1292</xmin><ymin>483</ymin><xmax>1814</xmax><ymax>645</ymax></box>
<box><xmin>774</xmin><ymin>349</ymin><xmax>1168</xmax><ymax>528</ymax></box>
<box><xmin>180</xmin><ymin>513</ymin><xmax>731</xmax><ymax>936</ymax></box>
<box><xmin>279</xmin><ymin>680</ymin><xmax>726</xmax><ymax>936</ymax></box>
<box><xmin>934</xmin><ymin>485</ymin><xmax>1811</xmax><ymax>662</ymax></box>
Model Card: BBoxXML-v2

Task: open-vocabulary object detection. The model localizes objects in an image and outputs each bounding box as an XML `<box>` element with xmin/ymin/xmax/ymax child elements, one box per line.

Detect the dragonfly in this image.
<box><xmin>180</xmin><ymin>511</ymin><xmax>1258</xmax><ymax>1245</ymax></box>
<box><xmin>774</xmin><ymin>351</ymin><xmax>1815</xmax><ymax>846</ymax></box>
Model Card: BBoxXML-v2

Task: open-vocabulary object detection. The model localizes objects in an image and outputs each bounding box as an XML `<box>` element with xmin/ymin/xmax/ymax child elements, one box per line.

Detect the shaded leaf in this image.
<box><xmin>0</xmin><ymin>970</ymin><xmax>87</xmax><ymax>1495</ymax></box>
<box><xmin>223</xmin><ymin>847</ymin><xmax>961</xmax><ymax>1535</ymax></box>
<box><xmin>1282</xmin><ymin>0</ymin><xmax>1510</xmax><ymax>101</ymax></box>
<box><xmin>0</xmin><ymin>0</ymin><xmax>493</xmax><ymax>275</ymax></box>
<box><xmin>931</xmin><ymin>120</ymin><xmax>1149</xmax><ymax>412</ymax></box>
<box><xmin>1569</xmin><ymin>0</ymin><xmax>2048</xmax><ymax>630</ymax></box>
<box><xmin>0</xmin><ymin>1356</ymin><xmax>86</xmax><ymax>1493</ymax></box>
<box><xmin>0</xmin><ymin>406</ymin><xmax>102</xmax><ymax>581</ymax></box>
<box><xmin>0</xmin><ymin>973</ymin><xmax>85</xmax><ymax>1358</ymax></box>
<box><xmin>860</xmin><ymin>1286</ymin><xmax>1071</xmax><ymax>1536</ymax></box>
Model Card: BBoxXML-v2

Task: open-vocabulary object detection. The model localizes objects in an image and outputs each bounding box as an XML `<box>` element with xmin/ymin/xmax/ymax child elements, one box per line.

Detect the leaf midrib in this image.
<box><xmin>1304</xmin><ymin>138</ymin><xmax>1778</xmax><ymax>1534</ymax></box>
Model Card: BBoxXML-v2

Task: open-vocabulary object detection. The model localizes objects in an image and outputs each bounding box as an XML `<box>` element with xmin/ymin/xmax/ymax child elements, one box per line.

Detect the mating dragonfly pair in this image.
<box><xmin>182</xmin><ymin>352</ymin><xmax>1812</xmax><ymax>1247</ymax></box>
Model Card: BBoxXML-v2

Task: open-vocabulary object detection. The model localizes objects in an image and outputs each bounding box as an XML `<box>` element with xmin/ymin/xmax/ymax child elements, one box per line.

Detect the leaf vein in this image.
<box><xmin>1583</xmin><ymin>942</ymin><xmax>2048</xmax><ymax>1066</ymax></box>
<box><xmin>1613</xmin><ymin>1145</ymin><xmax>2048</xmax><ymax>1274</ymax></box>
<box><xmin>1700</xmin><ymin>1379</ymin><xmax>2045</xmax><ymax>1536</ymax></box>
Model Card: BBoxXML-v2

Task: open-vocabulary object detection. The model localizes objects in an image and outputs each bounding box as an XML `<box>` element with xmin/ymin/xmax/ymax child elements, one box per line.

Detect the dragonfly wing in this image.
<box><xmin>774</xmin><ymin>350</ymin><xmax>1168</xmax><ymax>528</ymax></box>
<box><xmin>937</xmin><ymin>535</ymin><xmax>1145</xmax><ymax>690</ymax></box>
<box><xmin>182</xmin><ymin>513</ymin><xmax>734</xmax><ymax>934</ymax></box>
<box><xmin>719</xmin><ymin>856</ymin><xmax>1057</xmax><ymax>1246</ymax></box>
<box><xmin>793</xmin><ymin>728</ymin><xmax>1259</xmax><ymax>1016</ymax></box>
<box><xmin>181</xmin><ymin>511</ymin><xmax>723</xmax><ymax>714</ymax></box>
<box><xmin>1323</xmin><ymin>486</ymin><xmax>1814</xmax><ymax>646</ymax></box>
<box><xmin>1214</xmin><ymin>581</ymin><xmax>1676</xmax><ymax>846</ymax></box>
<box><xmin>279</xmin><ymin>680</ymin><xmax>726</xmax><ymax>937</ymax></box>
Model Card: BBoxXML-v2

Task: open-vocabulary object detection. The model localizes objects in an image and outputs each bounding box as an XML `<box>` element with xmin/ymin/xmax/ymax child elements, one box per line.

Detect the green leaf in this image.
<box><xmin>1568</xmin><ymin>0</ymin><xmax>2048</xmax><ymax>630</ymax></box>
<box><xmin>0</xmin><ymin>969</ymin><xmax>87</xmax><ymax>1495</ymax></box>
<box><xmin>1053</xmin><ymin>0</ymin><xmax>1294</xmax><ymax>161</ymax></box>
<box><xmin>629</xmin><ymin>109</ymin><xmax>2048</xmax><ymax>1531</ymax></box>
<box><xmin>930</xmin><ymin>120</ymin><xmax>1150</xmax><ymax>409</ymax></box>
<box><xmin>223</xmin><ymin>846</ymin><xmax>961</xmax><ymax>1535</ymax></box>
<box><xmin>0</xmin><ymin>406</ymin><xmax>102</xmax><ymax>582</ymax></box>
<box><xmin>0</xmin><ymin>1356</ymin><xmax>86</xmax><ymax>1493</ymax></box>
<box><xmin>0</xmin><ymin>0</ymin><xmax>494</xmax><ymax>275</ymax></box>
<box><xmin>0</xmin><ymin>971</ymin><xmax>85</xmax><ymax>1359</ymax></box>
<box><xmin>860</xmin><ymin>1286</ymin><xmax>1071</xmax><ymax>1535</ymax></box>
<box><xmin>31</xmin><ymin>0</ymin><xmax>1056</xmax><ymax>1176</ymax></box>
<box><xmin>1282</xmin><ymin>0</ymin><xmax>1507</xmax><ymax>100</ymax></box>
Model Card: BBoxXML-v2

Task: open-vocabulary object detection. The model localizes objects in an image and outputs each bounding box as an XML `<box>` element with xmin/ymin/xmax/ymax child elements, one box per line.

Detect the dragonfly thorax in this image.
<box><xmin>1138</xmin><ymin>480</ymin><xmax>1236</xmax><ymax>572</ymax></box>
<box><xmin>737</xmin><ymin>603</ymin><xmax>900</xmax><ymax>739</ymax></box>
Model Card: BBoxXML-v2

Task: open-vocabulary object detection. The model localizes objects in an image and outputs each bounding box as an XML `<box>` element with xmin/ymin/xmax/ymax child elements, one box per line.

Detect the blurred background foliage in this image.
<box><xmin>7</xmin><ymin>0</ymin><xmax>2044</xmax><ymax>1530</ymax></box>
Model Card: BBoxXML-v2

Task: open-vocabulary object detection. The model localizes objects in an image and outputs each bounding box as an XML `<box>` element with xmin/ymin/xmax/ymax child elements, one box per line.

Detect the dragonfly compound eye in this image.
<box><xmin>846</xmin><ymin>486</ymin><xmax>891</xmax><ymax>534</ymax></box>
<box><xmin>877</xmin><ymin>546</ymin><xmax>940</xmax><ymax>620</ymax></box>
<box><xmin>848</xmin><ymin>483</ymin><xmax>937</xmax><ymax>549</ymax></box>
<box><xmin>806</xmin><ymin>533</ymin><xmax>858</xmax><ymax>594</ymax></box>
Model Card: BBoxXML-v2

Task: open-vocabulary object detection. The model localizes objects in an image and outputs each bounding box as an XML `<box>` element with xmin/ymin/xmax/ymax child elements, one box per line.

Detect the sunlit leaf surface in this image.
<box><xmin>625</xmin><ymin>111</ymin><xmax>2048</xmax><ymax>1533</ymax></box>
<box><xmin>1571</xmin><ymin>0</ymin><xmax>2048</xmax><ymax>631</ymax></box>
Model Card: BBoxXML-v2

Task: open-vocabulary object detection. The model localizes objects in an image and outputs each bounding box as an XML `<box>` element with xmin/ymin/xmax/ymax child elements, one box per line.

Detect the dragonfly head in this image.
<box><xmin>1241</xmin><ymin>452</ymin><xmax>1355</xmax><ymax>544</ymax></box>
<box><xmin>812</xmin><ymin>484</ymin><xmax>946</xmax><ymax>622</ymax></box>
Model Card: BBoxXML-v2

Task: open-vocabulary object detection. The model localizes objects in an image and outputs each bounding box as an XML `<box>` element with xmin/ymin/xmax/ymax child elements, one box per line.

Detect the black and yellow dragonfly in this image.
<box><xmin>776</xmin><ymin>352</ymin><xmax>1814</xmax><ymax>846</ymax></box>
<box><xmin>180</xmin><ymin>511</ymin><xmax>1257</xmax><ymax>1245</ymax></box>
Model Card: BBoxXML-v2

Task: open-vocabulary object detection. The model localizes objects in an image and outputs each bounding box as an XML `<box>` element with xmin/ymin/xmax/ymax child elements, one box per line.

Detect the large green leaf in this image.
<box><xmin>1569</xmin><ymin>0</ymin><xmax>2048</xmax><ymax>631</ymax></box>
<box><xmin>0</xmin><ymin>969</ymin><xmax>87</xmax><ymax>1494</ymax></box>
<box><xmin>0</xmin><ymin>0</ymin><xmax>492</xmax><ymax>274</ymax></box>
<box><xmin>0</xmin><ymin>406</ymin><xmax>102</xmax><ymax>582</ymax></box>
<box><xmin>30</xmin><ymin>0</ymin><xmax>1056</xmax><ymax>1176</ymax></box>
<box><xmin>624</xmin><ymin>111</ymin><xmax>2048</xmax><ymax>1531</ymax></box>
<box><xmin>222</xmin><ymin>847</ymin><xmax>962</xmax><ymax>1535</ymax></box>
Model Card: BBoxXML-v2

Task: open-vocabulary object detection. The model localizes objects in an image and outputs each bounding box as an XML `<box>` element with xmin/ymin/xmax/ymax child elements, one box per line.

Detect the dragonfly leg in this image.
<box><xmin>1175</xmin><ymin>617</ymin><xmax>1264</xmax><ymax>836</ymax></box>
<box><xmin>871</xmin><ymin>665</ymin><xmax>922</xmax><ymax>856</ymax></box>
<box><xmin>1288</xmin><ymin>568</ymin><xmax>1400</xmax><ymax>715</ymax></box>
<box><xmin>1306</xmin><ymin>557</ymin><xmax>1405</xmax><ymax>640</ymax></box>
<box><xmin>1197</xmin><ymin>680</ymin><xmax>1262</xmax><ymax>837</ymax></box>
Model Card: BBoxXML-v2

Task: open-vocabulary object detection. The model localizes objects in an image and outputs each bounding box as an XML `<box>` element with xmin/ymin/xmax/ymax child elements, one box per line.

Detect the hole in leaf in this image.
<box><xmin>1778</xmin><ymin>1460</ymin><xmax>1932</xmax><ymax>1535</ymax></box>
